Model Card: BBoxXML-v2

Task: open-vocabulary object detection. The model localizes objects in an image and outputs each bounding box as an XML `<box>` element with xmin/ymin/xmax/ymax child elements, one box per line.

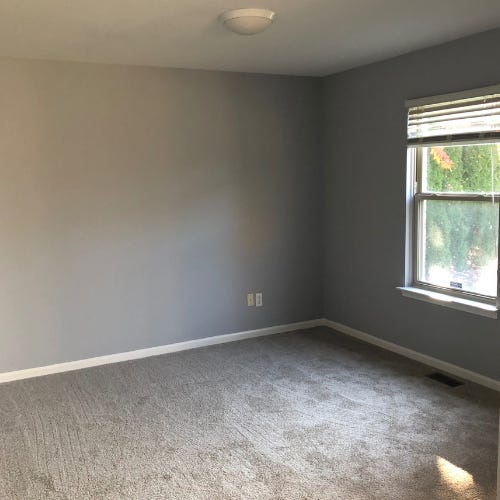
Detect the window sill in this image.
<box><xmin>397</xmin><ymin>286</ymin><xmax>498</xmax><ymax>319</ymax></box>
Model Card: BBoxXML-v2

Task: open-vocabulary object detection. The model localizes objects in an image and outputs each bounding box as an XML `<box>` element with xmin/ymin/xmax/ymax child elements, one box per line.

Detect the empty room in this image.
<box><xmin>0</xmin><ymin>1</ymin><xmax>499</xmax><ymax>499</ymax></box>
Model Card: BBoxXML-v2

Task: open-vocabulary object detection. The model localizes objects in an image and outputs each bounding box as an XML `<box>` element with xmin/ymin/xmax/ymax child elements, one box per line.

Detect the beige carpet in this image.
<box><xmin>0</xmin><ymin>327</ymin><xmax>498</xmax><ymax>499</ymax></box>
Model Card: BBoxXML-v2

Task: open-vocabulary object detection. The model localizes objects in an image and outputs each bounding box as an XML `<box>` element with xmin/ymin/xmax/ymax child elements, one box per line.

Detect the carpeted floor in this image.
<box><xmin>0</xmin><ymin>327</ymin><xmax>498</xmax><ymax>499</ymax></box>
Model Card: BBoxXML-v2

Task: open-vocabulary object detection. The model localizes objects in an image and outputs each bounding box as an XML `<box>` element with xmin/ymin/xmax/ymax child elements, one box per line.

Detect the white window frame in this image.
<box><xmin>399</xmin><ymin>87</ymin><xmax>500</xmax><ymax>319</ymax></box>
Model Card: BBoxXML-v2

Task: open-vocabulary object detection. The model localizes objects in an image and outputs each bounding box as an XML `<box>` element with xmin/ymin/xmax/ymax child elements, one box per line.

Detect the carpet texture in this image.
<box><xmin>0</xmin><ymin>327</ymin><xmax>498</xmax><ymax>499</ymax></box>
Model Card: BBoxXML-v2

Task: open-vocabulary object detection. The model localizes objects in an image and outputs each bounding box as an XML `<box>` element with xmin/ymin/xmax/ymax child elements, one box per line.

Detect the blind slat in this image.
<box><xmin>408</xmin><ymin>132</ymin><xmax>500</xmax><ymax>147</ymax></box>
<box><xmin>408</xmin><ymin>101</ymin><xmax>500</xmax><ymax>120</ymax></box>
<box><xmin>409</xmin><ymin>107</ymin><xmax>500</xmax><ymax>126</ymax></box>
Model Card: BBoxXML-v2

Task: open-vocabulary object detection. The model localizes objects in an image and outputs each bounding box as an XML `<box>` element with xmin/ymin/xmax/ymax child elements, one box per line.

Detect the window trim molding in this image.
<box><xmin>398</xmin><ymin>286</ymin><xmax>498</xmax><ymax>319</ymax></box>
<box><xmin>404</xmin><ymin>148</ymin><xmax>416</xmax><ymax>287</ymax></box>
<box><xmin>405</xmin><ymin>84</ymin><xmax>500</xmax><ymax>109</ymax></box>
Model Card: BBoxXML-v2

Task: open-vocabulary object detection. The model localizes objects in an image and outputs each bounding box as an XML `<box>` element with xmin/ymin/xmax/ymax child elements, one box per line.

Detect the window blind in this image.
<box><xmin>407</xmin><ymin>93</ymin><xmax>500</xmax><ymax>146</ymax></box>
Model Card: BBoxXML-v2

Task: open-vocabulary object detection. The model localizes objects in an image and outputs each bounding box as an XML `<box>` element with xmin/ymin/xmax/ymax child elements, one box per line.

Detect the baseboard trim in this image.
<box><xmin>0</xmin><ymin>319</ymin><xmax>323</xmax><ymax>384</ymax></box>
<box><xmin>322</xmin><ymin>318</ymin><xmax>500</xmax><ymax>392</ymax></box>
<box><xmin>4</xmin><ymin>318</ymin><xmax>497</xmax><ymax>392</ymax></box>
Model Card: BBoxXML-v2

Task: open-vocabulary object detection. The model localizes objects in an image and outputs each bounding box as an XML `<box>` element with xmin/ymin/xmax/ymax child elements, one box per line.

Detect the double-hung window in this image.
<box><xmin>401</xmin><ymin>86</ymin><xmax>500</xmax><ymax>318</ymax></box>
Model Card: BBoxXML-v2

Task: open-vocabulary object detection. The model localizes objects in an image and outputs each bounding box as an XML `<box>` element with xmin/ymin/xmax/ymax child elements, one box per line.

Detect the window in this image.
<box><xmin>401</xmin><ymin>87</ymin><xmax>500</xmax><ymax>317</ymax></box>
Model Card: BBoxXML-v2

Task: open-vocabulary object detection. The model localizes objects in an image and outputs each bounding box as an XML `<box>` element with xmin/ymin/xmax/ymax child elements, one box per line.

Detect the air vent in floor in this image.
<box><xmin>426</xmin><ymin>372</ymin><xmax>464</xmax><ymax>387</ymax></box>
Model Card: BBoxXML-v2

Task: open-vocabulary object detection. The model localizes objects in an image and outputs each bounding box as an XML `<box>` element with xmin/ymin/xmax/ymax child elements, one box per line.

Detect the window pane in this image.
<box><xmin>422</xmin><ymin>144</ymin><xmax>500</xmax><ymax>193</ymax></box>
<box><xmin>418</xmin><ymin>200</ymin><xmax>499</xmax><ymax>297</ymax></box>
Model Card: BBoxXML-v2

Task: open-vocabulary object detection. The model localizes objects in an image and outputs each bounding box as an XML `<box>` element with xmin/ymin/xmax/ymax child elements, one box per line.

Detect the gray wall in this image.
<box><xmin>323</xmin><ymin>28</ymin><xmax>500</xmax><ymax>380</ymax></box>
<box><xmin>0</xmin><ymin>58</ymin><xmax>322</xmax><ymax>372</ymax></box>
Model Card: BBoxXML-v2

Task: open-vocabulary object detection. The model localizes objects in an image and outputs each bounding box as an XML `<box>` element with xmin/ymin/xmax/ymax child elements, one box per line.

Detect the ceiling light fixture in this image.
<box><xmin>219</xmin><ymin>8</ymin><xmax>276</xmax><ymax>35</ymax></box>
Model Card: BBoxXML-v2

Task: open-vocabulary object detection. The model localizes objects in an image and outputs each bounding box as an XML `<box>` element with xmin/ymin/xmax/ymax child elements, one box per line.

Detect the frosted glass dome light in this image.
<box><xmin>219</xmin><ymin>9</ymin><xmax>276</xmax><ymax>35</ymax></box>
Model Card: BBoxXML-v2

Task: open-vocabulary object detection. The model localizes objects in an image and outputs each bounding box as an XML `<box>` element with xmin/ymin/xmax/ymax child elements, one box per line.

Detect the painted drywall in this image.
<box><xmin>0</xmin><ymin>58</ymin><xmax>322</xmax><ymax>372</ymax></box>
<box><xmin>322</xmin><ymin>28</ymin><xmax>500</xmax><ymax>380</ymax></box>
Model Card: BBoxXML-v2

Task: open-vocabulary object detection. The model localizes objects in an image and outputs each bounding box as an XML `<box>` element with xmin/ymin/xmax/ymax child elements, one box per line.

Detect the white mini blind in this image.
<box><xmin>407</xmin><ymin>92</ymin><xmax>500</xmax><ymax>146</ymax></box>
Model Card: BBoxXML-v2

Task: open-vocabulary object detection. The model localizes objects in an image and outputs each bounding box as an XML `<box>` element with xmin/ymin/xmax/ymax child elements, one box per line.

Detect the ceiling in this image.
<box><xmin>1</xmin><ymin>0</ymin><xmax>500</xmax><ymax>76</ymax></box>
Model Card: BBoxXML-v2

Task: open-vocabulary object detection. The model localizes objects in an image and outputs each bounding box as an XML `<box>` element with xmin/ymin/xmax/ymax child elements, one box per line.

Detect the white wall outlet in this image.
<box><xmin>247</xmin><ymin>293</ymin><xmax>255</xmax><ymax>307</ymax></box>
<box><xmin>256</xmin><ymin>292</ymin><xmax>263</xmax><ymax>307</ymax></box>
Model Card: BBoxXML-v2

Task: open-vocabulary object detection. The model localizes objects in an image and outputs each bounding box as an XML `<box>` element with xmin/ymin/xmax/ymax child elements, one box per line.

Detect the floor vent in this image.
<box><xmin>426</xmin><ymin>372</ymin><xmax>464</xmax><ymax>387</ymax></box>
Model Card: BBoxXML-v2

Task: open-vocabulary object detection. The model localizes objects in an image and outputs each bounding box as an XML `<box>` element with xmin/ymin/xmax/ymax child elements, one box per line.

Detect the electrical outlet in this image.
<box><xmin>256</xmin><ymin>292</ymin><xmax>263</xmax><ymax>307</ymax></box>
<box><xmin>247</xmin><ymin>293</ymin><xmax>255</xmax><ymax>307</ymax></box>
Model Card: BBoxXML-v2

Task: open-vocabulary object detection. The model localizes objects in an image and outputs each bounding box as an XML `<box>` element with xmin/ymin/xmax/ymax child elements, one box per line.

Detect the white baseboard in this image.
<box><xmin>0</xmin><ymin>319</ymin><xmax>323</xmax><ymax>384</ymax></box>
<box><xmin>322</xmin><ymin>318</ymin><xmax>500</xmax><ymax>392</ymax></box>
<box><xmin>3</xmin><ymin>318</ymin><xmax>498</xmax><ymax>393</ymax></box>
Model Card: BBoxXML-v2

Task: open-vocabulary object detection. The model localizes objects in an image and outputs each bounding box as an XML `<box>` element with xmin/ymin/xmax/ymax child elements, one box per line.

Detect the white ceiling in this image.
<box><xmin>1</xmin><ymin>0</ymin><xmax>500</xmax><ymax>76</ymax></box>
